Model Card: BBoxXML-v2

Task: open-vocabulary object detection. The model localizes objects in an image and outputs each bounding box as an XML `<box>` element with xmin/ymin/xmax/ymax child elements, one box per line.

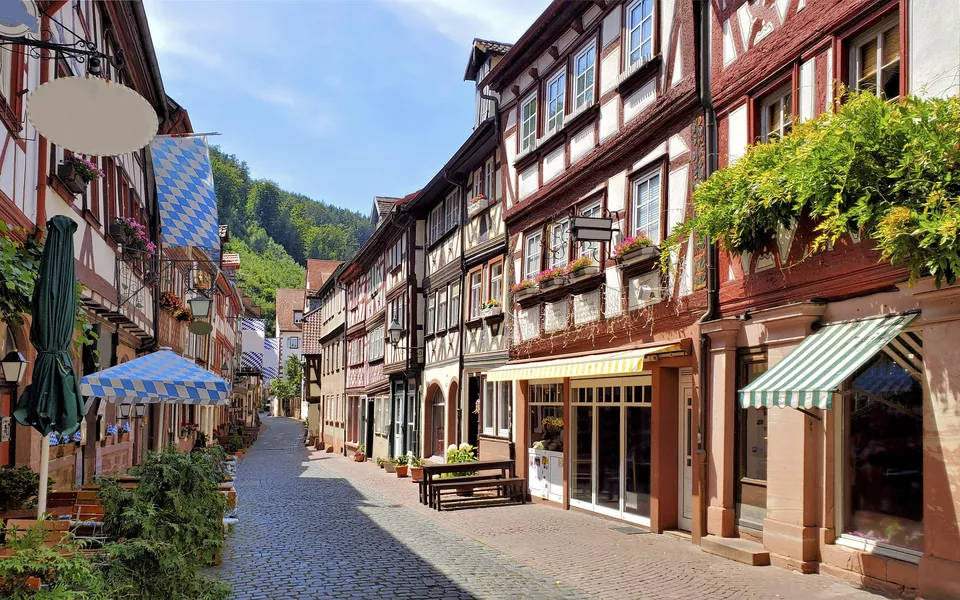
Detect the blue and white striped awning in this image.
<box><xmin>151</xmin><ymin>136</ymin><xmax>220</xmax><ymax>255</ymax></box>
<box><xmin>80</xmin><ymin>350</ymin><xmax>230</xmax><ymax>406</ymax></box>
<box><xmin>740</xmin><ymin>313</ymin><xmax>918</xmax><ymax>410</ymax></box>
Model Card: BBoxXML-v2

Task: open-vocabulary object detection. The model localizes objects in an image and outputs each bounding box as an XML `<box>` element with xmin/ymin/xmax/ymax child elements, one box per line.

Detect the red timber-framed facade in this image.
<box><xmin>0</xmin><ymin>0</ymin><xmax>179</xmax><ymax>487</ymax></box>
<box><xmin>340</xmin><ymin>195</ymin><xmax>420</xmax><ymax>463</ymax></box>
<box><xmin>696</xmin><ymin>1</ymin><xmax>960</xmax><ymax>597</ymax></box>
<box><xmin>485</xmin><ymin>0</ymin><xmax>705</xmax><ymax>534</ymax></box>
<box><xmin>301</xmin><ymin>259</ymin><xmax>342</xmax><ymax>447</ymax></box>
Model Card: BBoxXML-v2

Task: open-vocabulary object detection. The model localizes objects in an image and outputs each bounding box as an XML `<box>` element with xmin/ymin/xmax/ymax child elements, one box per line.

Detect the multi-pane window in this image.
<box><xmin>426</xmin><ymin>295</ymin><xmax>436</xmax><ymax>336</ymax></box>
<box><xmin>388</xmin><ymin>239</ymin><xmax>403</xmax><ymax>270</ymax></box>
<box><xmin>429</xmin><ymin>204</ymin><xmax>444</xmax><ymax>245</ymax></box>
<box><xmin>483</xmin><ymin>379</ymin><xmax>513</xmax><ymax>437</ymax></box>
<box><xmin>484</xmin><ymin>157</ymin><xmax>495</xmax><ymax>200</ymax></box>
<box><xmin>490</xmin><ymin>262</ymin><xmax>503</xmax><ymax>305</ymax></box>
<box><xmin>632</xmin><ymin>171</ymin><xmax>662</xmax><ymax>242</ymax></box>
<box><xmin>520</xmin><ymin>94</ymin><xmax>538</xmax><ymax>154</ymax></box>
<box><xmin>546</xmin><ymin>70</ymin><xmax>566</xmax><ymax>134</ymax></box>
<box><xmin>761</xmin><ymin>86</ymin><xmax>793</xmax><ymax>142</ymax></box>
<box><xmin>524</xmin><ymin>230</ymin><xmax>542</xmax><ymax>278</ymax></box>
<box><xmin>626</xmin><ymin>0</ymin><xmax>655</xmax><ymax>66</ymax></box>
<box><xmin>579</xmin><ymin>202</ymin><xmax>602</xmax><ymax>262</ymax></box>
<box><xmin>436</xmin><ymin>289</ymin><xmax>448</xmax><ymax>331</ymax></box>
<box><xmin>469</xmin><ymin>271</ymin><xmax>482</xmax><ymax>319</ymax></box>
<box><xmin>450</xmin><ymin>282</ymin><xmax>461</xmax><ymax>324</ymax></box>
<box><xmin>368</xmin><ymin>325</ymin><xmax>384</xmax><ymax>361</ymax></box>
<box><xmin>547</xmin><ymin>219</ymin><xmax>570</xmax><ymax>269</ymax></box>
<box><xmin>574</xmin><ymin>43</ymin><xmax>596</xmax><ymax>110</ymax></box>
<box><xmin>853</xmin><ymin>17</ymin><xmax>900</xmax><ymax>99</ymax></box>
<box><xmin>293</xmin><ymin>310</ymin><xmax>303</xmax><ymax>324</ymax></box>
<box><xmin>289</xmin><ymin>337</ymin><xmax>299</xmax><ymax>349</ymax></box>
<box><xmin>444</xmin><ymin>189</ymin><xmax>459</xmax><ymax>231</ymax></box>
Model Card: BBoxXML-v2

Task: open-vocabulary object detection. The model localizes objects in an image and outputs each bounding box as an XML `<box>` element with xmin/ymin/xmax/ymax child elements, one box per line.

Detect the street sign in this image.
<box><xmin>571</xmin><ymin>216</ymin><xmax>614</xmax><ymax>242</ymax></box>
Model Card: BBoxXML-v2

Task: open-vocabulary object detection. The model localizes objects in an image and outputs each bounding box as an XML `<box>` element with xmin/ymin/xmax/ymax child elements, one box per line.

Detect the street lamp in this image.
<box><xmin>387</xmin><ymin>317</ymin><xmax>404</xmax><ymax>348</ymax></box>
<box><xmin>188</xmin><ymin>296</ymin><xmax>212</xmax><ymax>320</ymax></box>
<box><xmin>118</xmin><ymin>403</ymin><xmax>132</xmax><ymax>420</ymax></box>
<box><xmin>133</xmin><ymin>404</ymin><xmax>146</xmax><ymax>419</ymax></box>
<box><xmin>0</xmin><ymin>351</ymin><xmax>27</xmax><ymax>385</ymax></box>
<box><xmin>220</xmin><ymin>362</ymin><xmax>230</xmax><ymax>379</ymax></box>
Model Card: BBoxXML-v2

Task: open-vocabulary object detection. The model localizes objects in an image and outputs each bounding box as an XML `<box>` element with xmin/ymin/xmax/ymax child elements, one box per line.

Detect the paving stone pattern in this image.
<box><xmin>218</xmin><ymin>417</ymin><xmax>889</xmax><ymax>600</ymax></box>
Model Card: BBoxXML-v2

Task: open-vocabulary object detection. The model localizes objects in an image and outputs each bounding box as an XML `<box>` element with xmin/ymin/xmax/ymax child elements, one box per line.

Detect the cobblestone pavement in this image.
<box><xmin>218</xmin><ymin>417</ymin><xmax>888</xmax><ymax>600</ymax></box>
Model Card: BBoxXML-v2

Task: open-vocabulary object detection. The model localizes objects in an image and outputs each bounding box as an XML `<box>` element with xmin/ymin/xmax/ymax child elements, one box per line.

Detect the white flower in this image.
<box><xmin>458</xmin><ymin>443</ymin><xmax>471</xmax><ymax>451</ymax></box>
<box><xmin>446</xmin><ymin>444</ymin><xmax>457</xmax><ymax>453</ymax></box>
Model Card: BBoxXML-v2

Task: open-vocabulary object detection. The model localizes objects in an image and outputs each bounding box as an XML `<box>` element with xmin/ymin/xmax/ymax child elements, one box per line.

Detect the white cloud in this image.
<box><xmin>382</xmin><ymin>0</ymin><xmax>553</xmax><ymax>46</ymax></box>
<box><xmin>255</xmin><ymin>89</ymin><xmax>304</xmax><ymax>109</ymax></box>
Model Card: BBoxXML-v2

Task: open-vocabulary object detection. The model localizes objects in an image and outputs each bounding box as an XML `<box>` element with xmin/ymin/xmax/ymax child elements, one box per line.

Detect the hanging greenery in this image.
<box><xmin>663</xmin><ymin>90</ymin><xmax>960</xmax><ymax>287</ymax></box>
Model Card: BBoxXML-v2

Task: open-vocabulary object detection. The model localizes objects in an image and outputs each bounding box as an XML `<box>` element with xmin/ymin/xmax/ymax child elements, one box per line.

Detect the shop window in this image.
<box><xmin>851</xmin><ymin>15</ymin><xmax>901</xmax><ymax>100</ymax></box>
<box><xmin>841</xmin><ymin>351</ymin><xmax>923</xmax><ymax>554</ymax></box>
<box><xmin>430</xmin><ymin>388</ymin><xmax>445</xmax><ymax>457</ymax></box>
<box><xmin>482</xmin><ymin>379</ymin><xmax>512</xmax><ymax>437</ymax></box>
<box><xmin>736</xmin><ymin>352</ymin><xmax>768</xmax><ymax>532</ymax></box>
<box><xmin>529</xmin><ymin>383</ymin><xmax>563</xmax><ymax>451</ymax></box>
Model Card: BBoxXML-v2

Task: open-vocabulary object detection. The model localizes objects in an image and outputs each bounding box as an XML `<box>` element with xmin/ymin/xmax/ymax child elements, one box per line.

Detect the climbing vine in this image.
<box><xmin>662</xmin><ymin>89</ymin><xmax>960</xmax><ymax>287</ymax></box>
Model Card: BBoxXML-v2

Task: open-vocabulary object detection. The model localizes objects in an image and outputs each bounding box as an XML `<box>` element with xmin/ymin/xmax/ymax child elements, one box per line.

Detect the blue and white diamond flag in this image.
<box><xmin>151</xmin><ymin>136</ymin><xmax>220</xmax><ymax>256</ymax></box>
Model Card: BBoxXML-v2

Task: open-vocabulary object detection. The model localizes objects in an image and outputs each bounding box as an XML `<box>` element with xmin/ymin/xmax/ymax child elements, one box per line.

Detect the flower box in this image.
<box><xmin>617</xmin><ymin>245</ymin><xmax>660</xmax><ymax>268</ymax></box>
<box><xmin>539</xmin><ymin>276</ymin><xmax>564</xmax><ymax>290</ymax></box>
<box><xmin>467</xmin><ymin>195</ymin><xmax>489</xmax><ymax>217</ymax></box>
<box><xmin>569</xmin><ymin>265</ymin><xmax>600</xmax><ymax>280</ymax></box>
<box><xmin>57</xmin><ymin>163</ymin><xmax>86</xmax><ymax>194</ymax></box>
<box><xmin>481</xmin><ymin>306</ymin><xmax>502</xmax><ymax>318</ymax></box>
<box><xmin>384</xmin><ymin>461</ymin><xmax>396</xmax><ymax>473</ymax></box>
<box><xmin>514</xmin><ymin>286</ymin><xmax>537</xmax><ymax>301</ymax></box>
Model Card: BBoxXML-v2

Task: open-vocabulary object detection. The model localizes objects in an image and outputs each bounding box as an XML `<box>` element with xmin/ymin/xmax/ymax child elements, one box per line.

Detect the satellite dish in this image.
<box><xmin>188</xmin><ymin>320</ymin><xmax>213</xmax><ymax>336</ymax></box>
<box><xmin>27</xmin><ymin>76</ymin><xmax>158</xmax><ymax>156</ymax></box>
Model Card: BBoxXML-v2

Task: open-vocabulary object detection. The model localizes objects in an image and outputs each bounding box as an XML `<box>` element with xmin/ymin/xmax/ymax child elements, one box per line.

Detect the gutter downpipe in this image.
<box><xmin>695</xmin><ymin>0</ymin><xmax>719</xmax><ymax>545</ymax></box>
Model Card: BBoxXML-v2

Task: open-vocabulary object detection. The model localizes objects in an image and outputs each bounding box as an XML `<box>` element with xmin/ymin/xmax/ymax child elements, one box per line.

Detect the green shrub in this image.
<box><xmin>96</xmin><ymin>539</ymin><xmax>230</xmax><ymax>600</ymax></box>
<box><xmin>221</xmin><ymin>434</ymin><xmax>244</xmax><ymax>454</ymax></box>
<box><xmin>0</xmin><ymin>465</ymin><xmax>51</xmax><ymax>514</ymax></box>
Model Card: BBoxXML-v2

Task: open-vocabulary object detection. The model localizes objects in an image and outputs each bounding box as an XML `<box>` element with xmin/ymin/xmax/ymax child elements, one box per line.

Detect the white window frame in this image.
<box><xmin>289</xmin><ymin>337</ymin><xmax>299</xmax><ymax>350</ymax></box>
<box><xmin>490</xmin><ymin>261</ymin><xmax>503</xmax><ymax>306</ymax></box>
<box><xmin>426</xmin><ymin>295</ymin><xmax>436</xmax><ymax>336</ymax></box>
<box><xmin>546</xmin><ymin>68</ymin><xmax>566</xmax><ymax>135</ymax></box>
<box><xmin>484</xmin><ymin>157</ymin><xmax>495</xmax><ymax>200</ymax></box>
<box><xmin>449</xmin><ymin>282</ymin><xmax>461</xmax><ymax>324</ymax></box>
<box><xmin>429</xmin><ymin>204</ymin><xmax>444</xmax><ymax>245</ymax></box>
<box><xmin>573</xmin><ymin>42</ymin><xmax>596</xmax><ymax>111</ymax></box>
<box><xmin>524</xmin><ymin>230</ymin><xmax>542</xmax><ymax>278</ymax></box>
<box><xmin>760</xmin><ymin>85</ymin><xmax>793</xmax><ymax>143</ymax></box>
<box><xmin>368</xmin><ymin>325</ymin><xmax>384</xmax><ymax>361</ymax></box>
<box><xmin>632</xmin><ymin>171</ymin><xmax>662</xmax><ymax>243</ymax></box>
<box><xmin>519</xmin><ymin>93</ymin><xmax>538</xmax><ymax>155</ymax></box>
<box><xmin>444</xmin><ymin>189</ymin><xmax>459</xmax><ymax>232</ymax></box>
<box><xmin>851</xmin><ymin>15</ymin><xmax>901</xmax><ymax>99</ymax></box>
<box><xmin>436</xmin><ymin>289</ymin><xmax>448</xmax><ymax>331</ymax></box>
<box><xmin>293</xmin><ymin>310</ymin><xmax>303</xmax><ymax>324</ymax></box>
<box><xmin>482</xmin><ymin>379</ymin><xmax>512</xmax><ymax>438</ymax></box>
<box><xmin>469</xmin><ymin>270</ymin><xmax>483</xmax><ymax>320</ymax></box>
<box><xmin>546</xmin><ymin>219</ymin><xmax>570</xmax><ymax>269</ymax></box>
<box><xmin>626</xmin><ymin>0</ymin><xmax>655</xmax><ymax>67</ymax></box>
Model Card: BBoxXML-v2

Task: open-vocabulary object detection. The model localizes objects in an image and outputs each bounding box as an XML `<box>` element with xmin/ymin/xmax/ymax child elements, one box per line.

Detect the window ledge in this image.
<box><xmin>616</xmin><ymin>54</ymin><xmax>662</xmax><ymax>97</ymax></box>
<box><xmin>834</xmin><ymin>535</ymin><xmax>922</xmax><ymax>565</ymax></box>
<box><xmin>563</xmin><ymin>99</ymin><xmax>600</xmax><ymax>134</ymax></box>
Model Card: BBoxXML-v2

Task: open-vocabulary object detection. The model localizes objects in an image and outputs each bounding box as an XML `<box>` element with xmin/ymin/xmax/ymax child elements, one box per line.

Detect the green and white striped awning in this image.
<box><xmin>739</xmin><ymin>312</ymin><xmax>918</xmax><ymax>410</ymax></box>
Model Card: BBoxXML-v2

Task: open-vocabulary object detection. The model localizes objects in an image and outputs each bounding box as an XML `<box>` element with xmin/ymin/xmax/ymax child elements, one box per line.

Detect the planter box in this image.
<box><xmin>410</xmin><ymin>466</ymin><xmax>424</xmax><ymax>482</ymax></box>
<box><xmin>385</xmin><ymin>462</ymin><xmax>397</xmax><ymax>473</ymax></box>
<box><xmin>480</xmin><ymin>306</ymin><xmax>502</xmax><ymax>318</ymax></box>
<box><xmin>467</xmin><ymin>196</ymin><xmax>490</xmax><ymax>217</ymax></box>
<box><xmin>514</xmin><ymin>286</ymin><xmax>537</xmax><ymax>301</ymax></box>
<box><xmin>57</xmin><ymin>163</ymin><xmax>86</xmax><ymax>194</ymax></box>
<box><xmin>616</xmin><ymin>246</ymin><xmax>660</xmax><ymax>268</ymax></box>
<box><xmin>539</xmin><ymin>276</ymin><xmax>565</xmax><ymax>290</ymax></box>
<box><xmin>353</xmin><ymin>453</ymin><xmax>366</xmax><ymax>462</ymax></box>
<box><xmin>569</xmin><ymin>265</ymin><xmax>600</xmax><ymax>280</ymax></box>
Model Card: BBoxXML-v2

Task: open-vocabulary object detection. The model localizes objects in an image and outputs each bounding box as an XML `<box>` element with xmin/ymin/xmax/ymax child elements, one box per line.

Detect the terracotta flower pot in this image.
<box><xmin>354</xmin><ymin>453</ymin><xmax>365</xmax><ymax>462</ymax></box>
<box><xmin>410</xmin><ymin>466</ymin><xmax>424</xmax><ymax>482</ymax></box>
<box><xmin>395</xmin><ymin>465</ymin><xmax>408</xmax><ymax>478</ymax></box>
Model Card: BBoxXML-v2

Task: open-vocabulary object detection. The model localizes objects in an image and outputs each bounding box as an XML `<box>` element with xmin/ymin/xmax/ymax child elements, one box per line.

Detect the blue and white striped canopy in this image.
<box><xmin>80</xmin><ymin>350</ymin><xmax>230</xmax><ymax>406</ymax></box>
<box><xmin>151</xmin><ymin>136</ymin><xmax>220</xmax><ymax>256</ymax></box>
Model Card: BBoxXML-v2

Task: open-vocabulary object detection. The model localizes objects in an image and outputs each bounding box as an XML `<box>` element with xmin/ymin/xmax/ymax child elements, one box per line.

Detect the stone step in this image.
<box><xmin>701</xmin><ymin>535</ymin><xmax>771</xmax><ymax>566</ymax></box>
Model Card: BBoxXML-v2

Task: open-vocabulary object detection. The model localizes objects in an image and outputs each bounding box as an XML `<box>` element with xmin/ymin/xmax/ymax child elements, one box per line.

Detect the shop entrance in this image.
<box><xmin>679</xmin><ymin>372</ymin><xmax>694</xmax><ymax>531</ymax></box>
<box><xmin>569</xmin><ymin>376</ymin><xmax>652</xmax><ymax>526</ymax></box>
<box><xmin>735</xmin><ymin>351</ymin><xmax>769</xmax><ymax>534</ymax></box>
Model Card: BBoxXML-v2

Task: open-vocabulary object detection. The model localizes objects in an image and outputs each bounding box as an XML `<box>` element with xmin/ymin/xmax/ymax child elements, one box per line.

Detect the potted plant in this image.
<box><xmin>173</xmin><ymin>307</ymin><xmax>194</xmax><ymax>323</ymax></box>
<box><xmin>159</xmin><ymin>291</ymin><xmax>181</xmax><ymax>312</ymax></box>
<box><xmin>467</xmin><ymin>193</ymin><xmax>489</xmax><ymax>217</ymax></box>
<box><xmin>566</xmin><ymin>255</ymin><xmax>599</xmax><ymax>279</ymax></box>
<box><xmin>535</xmin><ymin>267</ymin><xmax>565</xmax><ymax>290</ymax></box>
<box><xmin>480</xmin><ymin>299</ymin><xmax>501</xmax><ymax>318</ymax></box>
<box><xmin>395</xmin><ymin>454</ymin><xmax>410</xmax><ymax>478</ymax></box>
<box><xmin>354</xmin><ymin>444</ymin><xmax>366</xmax><ymax>462</ymax></box>
<box><xmin>614</xmin><ymin>234</ymin><xmax>658</xmax><ymax>267</ymax></box>
<box><xmin>110</xmin><ymin>217</ymin><xmax>158</xmax><ymax>258</ymax></box>
<box><xmin>511</xmin><ymin>278</ymin><xmax>537</xmax><ymax>301</ymax></box>
<box><xmin>376</xmin><ymin>457</ymin><xmax>386</xmax><ymax>469</ymax></box>
<box><xmin>384</xmin><ymin>459</ymin><xmax>397</xmax><ymax>473</ymax></box>
<box><xmin>58</xmin><ymin>155</ymin><xmax>103</xmax><ymax>194</ymax></box>
<box><xmin>409</xmin><ymin>456</ymin><xmax>424</xmax><ymax>482</ymax></box>
<box><xmin>444</xmin><ymin>443</ymin><xmax>479</xmax><ymax>496</ymax></box>
<box><xmin>118</xmin><ymin>421</ymin><xmax>131</xmax><ymax>441</ymax></box>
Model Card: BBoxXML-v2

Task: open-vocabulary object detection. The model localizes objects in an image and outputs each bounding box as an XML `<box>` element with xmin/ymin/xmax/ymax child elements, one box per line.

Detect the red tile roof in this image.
<box><xmin>275</xmin><ymin>288</ymin><xmax>305</xmax><ymax>331</ymax></box>
<box><xmin>306</xmin><ymin>259</ymin><xmax>341</xmax><ymax>292</ymax></box>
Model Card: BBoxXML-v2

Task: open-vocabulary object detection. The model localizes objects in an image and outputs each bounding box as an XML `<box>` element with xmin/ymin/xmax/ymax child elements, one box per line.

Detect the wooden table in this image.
<box><xmin>420</xmin><ymin>459</ymin><xmax>515</xmax><ymax>506</ymax></box>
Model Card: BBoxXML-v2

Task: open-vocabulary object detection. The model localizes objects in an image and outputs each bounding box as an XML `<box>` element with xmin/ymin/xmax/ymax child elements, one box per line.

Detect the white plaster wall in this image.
<box><xmin>519</xmin><ymin>306</ymin><xmax>539</xmax><ymax>341</ymax></box>
<box><xmin>574</xmin><ymin>290</ymin><xmax>601</xmax><ymax>325</ymax></box>
<box><xmin>569</xmin><ymin>124</ymin><xmax>595</xmax><ymax>164</ymax></box>
<box><xmin>668</xmin><ymin>133</ymin><xmax>689</xmax><ymax>159</ymax></box>
<box><xmin>623</xmin><ymin>79</ymin><xmax>657</xmax><ymax>122</ymax></box>
<box><xmin>632</xmin><ymin>141</ymin><xmax>667</xmax><ymax>172</ymax></box>
<box><xmin>722</xmin><ymin>19</ymin><xmax>737</xmax><ymax>65</ymax></box>
<box><xmin>542</xmin><ymin>145</ymin><xmax>565</xmax><ymax>184</ymax></box>
<box><xmin>910</xmin><ymin>0</ymin><xmax>960</xmax><ymax>98</ymax></box>
<box><xmin>727</xmin><ymin>104</ymin><xmax>749</xmax><ymax>164</ymax></box>
<box><xmin>605</xmin><ymin>268</ymin><xmax>622</xmax><ymax>317</ymax></box>
<box><xmin>518</xmin><ymin>164</ymin><xmax>539</xmax><ymax>199</ymax></box>
<box><xmin>544</xmin><ymin>299</ymin><xmax>568</xmax><ymax>332</ymax></box>
<box><xmin>602</xmin><ymin>8</ymin><xmax>621</xmax><ymax>48</ymax></box>
<box><xmin>583</xmin><ymin>4</ymin><xmax>602</xmax><ymax>25</ymax></box>
<box><xmin>667</xmin><ymin>165</ymin><xmax>690</xmax><ymax>236</ymax></box>
<box><xmin>601</xmin><ymin>47</ymin><xmax>622</xmax><ymax>94</ymax></box>
<box><xmin>799</xmin><ymin>58</ymin><xmax>815</xmax><ymax>122</ymax></box>
<box><xmin>600</xmin><ymin>97</ymin><xmax>620</xmax><ymax>141</ymax></box>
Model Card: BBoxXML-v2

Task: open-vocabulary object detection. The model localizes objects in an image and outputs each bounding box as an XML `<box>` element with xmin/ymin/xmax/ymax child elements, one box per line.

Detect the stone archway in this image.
<box><xmin>446</xmin><ymin>380</ymin><xmax>459</xmax><ymax>455</ymax></box>
<box><xmin>423</xmin><ymin>381</ymin><xmax>445</xmax><ymax>459</ymax></box>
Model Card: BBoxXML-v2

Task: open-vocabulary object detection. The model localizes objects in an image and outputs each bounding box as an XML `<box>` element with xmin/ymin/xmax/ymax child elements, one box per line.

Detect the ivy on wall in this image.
<box><xmin>663</xmin><ymin>90</ymin><xmax>960</xmax><ymax>287</ymax></box>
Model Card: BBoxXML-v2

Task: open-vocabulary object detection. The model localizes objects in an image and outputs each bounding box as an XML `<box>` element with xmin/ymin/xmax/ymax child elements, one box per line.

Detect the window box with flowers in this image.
<box><xmin>110</xmin><ymin>217</ymin><xmax>157</xmax><ymax>260</ymax></box>
<box><xmin>159</xmin><ymin>291</ymin><xmax>182</xmax><ymax>313</ymax></box>
<box><xmin>179</xmin><ymin>421</ymin><xmax>199</xmax><ymax>438</ymax></box>
<box><xmin>480</xmin><ymin>299</ymin><xmax>501</xmax><ymax>318</ymax></box>
<box><xmin>614</xmin><ymin>235</ymin><xmax>658</xmax><ymax>268</ymax></box>
<box><xmin>566</xmin><ymin>255</ymin><xmax>599</xmax><ymax>280</ymax></box>
<box><xmin>467</xmin><ymin>193</ymin><xmax>489</xmax><ymax>217</ymax></box>
<box><xmin>173</xmin><ymin>307</ymin><xmax>194</xmax><ymax>323</ymax></box>
<box><xmin>511</xmin><ymin>279</ymin><xmax>537</xmax><ymax>302</ymax></box>
<box><xmin>118</xmin><ymin>421</ymin><xmax>131</xmax><ymax>441</ymax></box>
<box><xmin>535</xmin><ymin>267</ymin><xmax>565</xmax><ymax>291</ymax></box>
<box><xmin>58</xmin><ymin>156</ymin><xmax>104</xmax><ymax>194</ymax></box>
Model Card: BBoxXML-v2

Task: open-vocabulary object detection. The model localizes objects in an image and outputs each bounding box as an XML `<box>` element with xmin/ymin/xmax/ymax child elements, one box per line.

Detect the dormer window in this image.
<box><xmin>293</xmin><ymin>310</ymin><xmax>303</xmax><ymax>324</ymax></box>
<box><xmin>626</xmin><ymin>0</ymin><xmax>655</xmax><ymax>67</ymax></box>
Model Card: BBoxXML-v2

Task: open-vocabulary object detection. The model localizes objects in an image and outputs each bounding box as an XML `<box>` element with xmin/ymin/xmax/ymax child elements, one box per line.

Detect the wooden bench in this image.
<box><xmin>430</xmin><ymin>477</ymin><xmax>526</xmax><ymax>511</ymax></box>
<box><xmin>3</xmin><ymin>518</ymin><xmax>70</xmax><ymax>547</ymax></box>
<box><xmin>420</xmin><ymin>459</ymin><xmax>519</xmax><ymax>507</ymax></box>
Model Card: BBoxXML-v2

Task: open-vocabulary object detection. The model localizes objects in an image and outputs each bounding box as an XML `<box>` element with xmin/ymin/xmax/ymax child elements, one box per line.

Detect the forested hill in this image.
<box><xmin>210</xmin><ymin>147</ymin><xmax>375</xmax><ymax>332</ymax></box>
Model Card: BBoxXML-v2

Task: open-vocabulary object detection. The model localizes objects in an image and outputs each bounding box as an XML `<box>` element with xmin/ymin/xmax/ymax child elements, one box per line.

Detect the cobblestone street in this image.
<box><xmin>218</xmin><ymin>417</ymin><xmax>889</xmax><ymax>600</ymax></box>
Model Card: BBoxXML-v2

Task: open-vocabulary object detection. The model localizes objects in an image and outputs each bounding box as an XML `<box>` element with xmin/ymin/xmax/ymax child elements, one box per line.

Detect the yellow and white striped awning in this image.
<box><xmin>486</xmin><ymin>344</ymin><xmax>683</xmax><ymax>382</ymax></box>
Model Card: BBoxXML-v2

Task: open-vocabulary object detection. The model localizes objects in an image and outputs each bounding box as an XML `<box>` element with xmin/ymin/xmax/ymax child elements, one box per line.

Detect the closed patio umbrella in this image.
<box><xmin>13</xmin><ymin>215</ymin><xmax>85</xmax><ymax>514</ymax></box>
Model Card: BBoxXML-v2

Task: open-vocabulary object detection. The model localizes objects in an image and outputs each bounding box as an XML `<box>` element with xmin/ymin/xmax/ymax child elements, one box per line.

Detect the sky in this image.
<box><xmin>142</xmin><ymin>0</ymin><xmax>552</xmax><ymax>215</ymax></box>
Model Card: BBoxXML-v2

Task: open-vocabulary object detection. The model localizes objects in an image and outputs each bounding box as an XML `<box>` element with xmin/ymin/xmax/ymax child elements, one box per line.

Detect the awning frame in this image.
<box><xmin>485</xmin><ymin>342</ymin><xmax>685</xmax><ymax>382</ymax></box>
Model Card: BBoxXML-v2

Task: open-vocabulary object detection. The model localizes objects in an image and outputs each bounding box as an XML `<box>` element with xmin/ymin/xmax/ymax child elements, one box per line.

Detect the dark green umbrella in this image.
<box><xmin>14</xmin><ymin>215</ymin><xmax>86</xmax><ymax>436</ymax></box>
